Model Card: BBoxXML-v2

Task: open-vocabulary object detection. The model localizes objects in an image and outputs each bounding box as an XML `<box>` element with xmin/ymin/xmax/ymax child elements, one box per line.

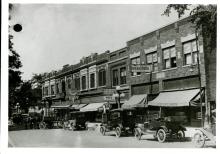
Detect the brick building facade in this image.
<box><xmin>41</xmin><ymin>16</ymin><xmax>216</xmax><ymax>125</ymax></box>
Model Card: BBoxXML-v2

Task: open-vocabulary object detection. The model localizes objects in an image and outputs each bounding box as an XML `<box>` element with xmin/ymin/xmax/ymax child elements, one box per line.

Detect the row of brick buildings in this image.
<box><xmin>41</xmin><ymin>16</ymin><xmax>216</xmax><ymax>127</ymax></box>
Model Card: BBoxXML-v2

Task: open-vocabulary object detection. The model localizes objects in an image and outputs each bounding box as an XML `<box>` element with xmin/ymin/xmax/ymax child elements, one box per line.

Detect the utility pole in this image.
<box><xmin>195</xmin><ymin>32</ymin><xmax>204</xmax><ymax>128</ymax></box>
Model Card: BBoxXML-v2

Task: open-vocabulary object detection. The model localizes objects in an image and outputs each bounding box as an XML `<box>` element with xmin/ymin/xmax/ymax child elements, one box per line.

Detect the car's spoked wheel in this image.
<box><xmin>134</xmin><ymin>128</ymin><xmax>142</xmax><ymax>140</ymax></box>
<box><xmin>177</xmin><ymin>130</ymin><xmax>185</xmax><ymax>140</ymax></box>
<box><xmin>193</xmin><ymin>132</ymin><xmax>205</xmax><ymax>148</ymax></box>
<box><xmin>115</xmin><ymin>127</ymin><xmax>121</xmax><ymax>138</ymax></box>
<box><xmin>157</xmin><ymin>129</ymin><xmax>166</xmax><ymax>143</ymax></box>
<box><xmin>100</xmin><ymin>126</ymin><xmax>106</xmax><ymax>136</ymax></box>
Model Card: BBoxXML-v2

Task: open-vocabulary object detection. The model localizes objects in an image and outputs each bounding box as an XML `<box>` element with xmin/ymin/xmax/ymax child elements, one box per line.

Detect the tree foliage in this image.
<box><xmin>163</xmin><ymin>4</ymin><xmax>217</xmax><ymax>51</ymax></box>
<box><xmin>9</xmin><ymin>4</ymin><xmax>23</xmax><ymax>115</ymax></box>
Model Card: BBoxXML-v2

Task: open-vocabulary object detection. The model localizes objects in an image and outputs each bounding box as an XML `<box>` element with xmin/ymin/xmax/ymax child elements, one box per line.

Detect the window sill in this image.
<box><xmin>98</xmin><ymin>85</ymin><xmax>106</xmax><ymax>88</ymax></box>
<box><xmin>162</xmin><ymin>67</ymin><xmax>177</xmax><ymax>72</ymax></box>
<box><xmin>145</xmin><ymin>71</ymin><xmax>159</xmax><ymax>74</ymax></box>
<box><xmin>182</xmin><ymin>63</ymin><xmax>198</xmax><ymax>68</ymax></box>
<box><xmin>131</xmin><ymin>75</ymin><xmax>141</xmax><ymax>78</ymax></box>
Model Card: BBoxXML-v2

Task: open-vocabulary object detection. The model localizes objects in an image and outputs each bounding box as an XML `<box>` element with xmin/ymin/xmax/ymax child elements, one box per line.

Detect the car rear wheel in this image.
<box><xmin>115</xmin><ymin>127</ymin><xmax>121</xmax><ymax>138</ymax></box>
<box><xmin>157</xmin><ymin>129</ymin><xmax>166</xmax><ymax>143</ymax></box>
<box><xmin>177</xmin><ymin>130</ymin><xmax>185</xmax><ymax>140</ymax></box>
<box><xmin>100</xmin><ymin>126</ymin><xmax>106</xmax><ymax>136</ymax></box>
<box><xmin>193</xmin><ymin>132</ymin><xmax>205</xmax><ymax>148</ymax></box>
<box><xmin>134</xmin><ymin>128</ymin><xmax>142</xmax><ymax>140</ymax></box>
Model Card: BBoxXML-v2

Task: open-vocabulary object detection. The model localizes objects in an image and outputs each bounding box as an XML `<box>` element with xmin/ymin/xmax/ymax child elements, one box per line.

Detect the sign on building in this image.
<box><xmin>103</xmin><ymin>96</ymin><xmax>114</xmax><ymax>101</ymax></box>
<box><xmin>130</xmin><ymin>64</ymin><xmax>152</xmax><ymax>73</ymax></box>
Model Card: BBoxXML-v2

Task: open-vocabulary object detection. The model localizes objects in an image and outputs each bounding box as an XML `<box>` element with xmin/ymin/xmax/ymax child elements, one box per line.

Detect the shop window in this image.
<box><xmin>183</xmin><ymin>40</ymin><xmax>199</xmax><ymax>65</ymax></box>
<box><xmin>112</xmin><ymin>69</ymin><xmax>119</xmax><ymax>86</ymax></box>
<box><xmin>81</xmin><ymin>75</ymin><xmax>87</xmax><ymax>90</ymax></box>
<box><xmin>163</xmin><ymin>46</ymin><xmax>176</xmax><ymax>69</ymax></box>
<box><xmin>98</xmin><ymin>69</ymin><xmax>106</xmax><ymax>86</ymax></box>
<box><xmin>90</xmin><ymin>73</ymin><xmax>95</xmax><ymax>88</ymax></box>
<box><xmin>51</xmin><ymin>85</ymin><xmax>55</xmax><ymax>95</ymax></box>
<box><xmin>146</xmin><ymin>52</ymin><xmax>158</xmax><ymax>72</ymax></box>
<box><xmin>120</xmin><ymin>67</ymin><xmax>126</xmax><ymax>85</ymax></box>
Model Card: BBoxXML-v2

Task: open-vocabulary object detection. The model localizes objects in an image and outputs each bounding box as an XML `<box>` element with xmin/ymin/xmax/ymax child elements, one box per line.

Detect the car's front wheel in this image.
<box><xmin>177</xmin><ymin>130</ymin><xmax>185</xmax><ymax>140</ymax></box>
<box><xmin>100</xmin><ymin>126</ymin><xmax>106</xmax><ymax>136</ymax></box>
<box><xmin>115</xmin><ymin>127</ymin><xmax>121</xmax><ymax>138</ymax></box>
<box><xmin>157</xmin><ymin>129</ymin><xmax>166</xmax><ymax>143</ymax></box>
<box><xmin>193</xmin><ymin>132</ymin><xmax>205</xmax><ymax>148</ymax></box>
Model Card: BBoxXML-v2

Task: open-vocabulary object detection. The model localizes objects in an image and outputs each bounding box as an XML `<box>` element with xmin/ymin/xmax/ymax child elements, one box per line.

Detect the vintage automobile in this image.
<box><xmin>39</xmin><ymin>116</ymin><xmax>56</xmax><ymax>129</ymax></box>
<box><xmin>100</xmin><ymin>108</ymin><xmax>136</xmax><ymax>137</ymax></box>
<box><xmin>193</xmin><ymin>109</ymin><xmax>216</xmax><ymax>148</ymax></box>
<box><xmin>65</xmin><ymin>111</ymin><xmax>87</xmax><ymax>130</ymax></box>
<box><xmin>134</xmin><ymin>117</ymin><xmax>186</xmax><ymax>143</ymax></box>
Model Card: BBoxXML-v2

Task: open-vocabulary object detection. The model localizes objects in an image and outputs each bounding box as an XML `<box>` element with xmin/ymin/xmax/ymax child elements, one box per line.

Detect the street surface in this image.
<box><xmin>8</xmin><ymin>128</ymin><xmax>215</xmax><ymax>148</ymax></box>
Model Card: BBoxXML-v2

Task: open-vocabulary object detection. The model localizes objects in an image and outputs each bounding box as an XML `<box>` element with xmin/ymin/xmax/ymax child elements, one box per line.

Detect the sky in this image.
<box><xmin>10</xmin><ymin>4</ymin><xmax>190</xmax><ymax>80</ymax></box>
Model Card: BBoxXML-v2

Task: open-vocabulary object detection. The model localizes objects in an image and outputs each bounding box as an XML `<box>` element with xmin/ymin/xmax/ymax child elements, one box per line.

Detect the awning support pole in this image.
<box><xmin>159</xmin><ymin>107</ymin><xmax>162</xmax><ymax>118</ymax></box>
<box><xmin>196</xmin><ymin>32</ymin><xmax>203</xmax><ymax>128</ymax></box>
<box><xmin>195</xmin><ymin>31</ymin><xmax>204</xmax><ymax>127</ymax></box>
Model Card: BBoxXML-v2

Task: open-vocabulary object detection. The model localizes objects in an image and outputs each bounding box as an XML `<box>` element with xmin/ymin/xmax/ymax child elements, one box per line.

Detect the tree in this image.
<box><xmin>9</xmin><ymin>4</ymin><xmax>23</xmax><ymax>116</ymax></box>
<box><xmin>163</xmin><ymin>4</ymin><xmax>217</xmax><ymax>51</ymax></box>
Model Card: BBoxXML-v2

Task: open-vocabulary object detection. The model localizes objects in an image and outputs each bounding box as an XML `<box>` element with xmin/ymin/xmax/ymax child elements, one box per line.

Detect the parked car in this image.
<box><xmin>100</xmin><ymin>108</ymin><xmax>136</xmax><ymax>137</ymax></box>
<box><xmin>67</xmin><ymin>111</ymin><xmax>87</xmax><ymax>130</ymax></box>
<box><xmin>134</xmin><ymin>117</ymin><xmax>186</xmax><ymax>142</ymax></box>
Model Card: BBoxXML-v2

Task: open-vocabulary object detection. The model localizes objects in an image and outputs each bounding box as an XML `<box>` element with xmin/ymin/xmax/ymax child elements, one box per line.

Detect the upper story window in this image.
<box><xmin>120</xmin><ymin>67</ymin><xmax>126</xmax><ymax>85</ymax></box>
<box><xmin>81</xmin><ymin>75</ymin><xmax>87</xmax><ymax>90</ymax></box>
<box><xmin>44</xmin><ymin>86</ymin><xmax>48</xmax><ymax>96</ymax></box>
<box><xmin>75</xmin><ymin>77</ymin><xmax>80</xmax><ymax>90</ymax></box>
<box><xmin>110</xmin><ymin>54</ymin><xmax>116</xmax><ymax>60</ymax></box>
<box><xmin>90</xmin><ymin>73</ymin><xmax>95</xmax><ymax>89</ymax></box>
<box><xmin>42</xmin><ymin>87</ymin><xmax>44</xmax><ymax>96</ymax></box>
<box><xmin>51</xmin><ymin>85</ymin><xmax>55</xmax><ymax>95</ymax></box>
<box><xmin>131</xmin><ymin>57</ymin><xmax>141</xmax><ymax>76</ymax></box>
<box><xmin>56</xmin><ymin>82</ymin><xmax>59</xmax><ymax>94</ymax></box>
<box><xmin>131</xmin><ymin>57</ymin><xmax>141</xmax><ymax>65</ymax></box>
<box><xmin>146</xmin><ymin>52</ymin><xmax>158</xmax><ymax>72</ymax></box>
<box><xmin>163</xmin><ymin>46</ymin><xmax>176</xmax><ymax>69</ymax></box>
<box><xmin>119</xmin><ymin>50</ymin><xmax>126</xmax><ymax>57</ymax></box>
<box><xmin>61</xmin><ymin>80</ymin><xmax>66</xmax><ymax>92</ymax></box>
<box><xmin>67</xmin><ymin>77</ymin><xmax>72</xmax><ymax>89</ymax></box>
<box><xmin>112</xmin><ymin>69</ymin><xmax>119</xmax><ymax>86</ymax></box>
<box><xmin>183</xmin><ymin>40</ymin><xmax>198</xmax><ymax>65</ymax></box>
<box><xmin>98</xmin><ymin>69</ymin><xmax>106</xmax><ymax>87</ymax></box>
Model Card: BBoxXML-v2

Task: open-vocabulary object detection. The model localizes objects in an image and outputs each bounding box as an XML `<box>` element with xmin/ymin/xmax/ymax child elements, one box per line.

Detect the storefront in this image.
<box><xmin>148</xmin><ymin>88</ymin><xmax>205</xmax><ymax>127</ymax></box>
<box><xmin>51</xmin><ymin>101</ymin><xmax>72</xmax><ymax>121</ymax></box>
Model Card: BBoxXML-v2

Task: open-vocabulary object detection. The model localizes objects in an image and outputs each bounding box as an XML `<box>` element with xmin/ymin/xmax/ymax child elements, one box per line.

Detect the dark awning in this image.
<box><xmin>122</xmin><ymin>94</ymin><xmax>147</xmax><ymax>109</ymax></box>
<box><xmin>148</xmin><ymin>88</ymin><xmax>202</xmax><ymax>107</ymax></box>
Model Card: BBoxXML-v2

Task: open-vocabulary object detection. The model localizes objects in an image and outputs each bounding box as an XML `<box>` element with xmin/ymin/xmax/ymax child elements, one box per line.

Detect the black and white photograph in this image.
<box><xmin>2</xmin><ymin>0</ymin><xmax>218</xmax><ymax>150</ymax></box>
